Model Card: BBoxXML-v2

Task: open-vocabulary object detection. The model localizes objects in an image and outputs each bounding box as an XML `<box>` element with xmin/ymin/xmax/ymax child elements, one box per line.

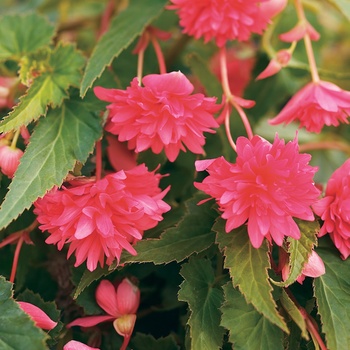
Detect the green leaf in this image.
<box><xmin>0</xmin><ymin>43</ymin><xmax>85</xmax><ymax>133</ymax></box>
<box><xmin>119</xmin><ymin>194</ymin><xmax>216</xmax><ymax>265</ymax></box>
<box><xmin>80</xmin><ymin>0</ymin><xmax>168</xmax><ymax>96</ymax></box>
<box><xmin>314</xmin><ymin>237</ymin><xmax>350</xmax><ymax>350</ymax></box>
<box><xmin>214</xmin><ymin>219</ymin><xmax>288</xmax><ymax>332</ymax></box>
<box><xmin>131</xmin><ymin>333</ymin><xmax>179</xmax><ymax>350</ymax></box>
<box><xmin>273</xmin><ymin>219</ymin><xmax>319</xmax><ymax>287</ymax></box>
<box><xmin>0</xmin><ymin>13</ymin><xmax>55</xmax><ymax>61</ymax></box>
<box><xmin>221</xmin><ymin>282</ymin><xmax>284</xmax><ymax>350</ymax></box>
<box><xmin>178</xmin><ymin>257</ymin><xmax>225</xmax><ymax>350</ymax></box>
<box><xmin>0</xmin><ymin>276</ymin><xmax>48</xmax><ymax>350</ymax></box>
<box><xmin>279</xmin><ymin>289</ymin><xmax>309</xmax><ymax>340</ymax></box>
<box><xmin>0</xmin><ymin>93</ymin><xmax>102</xmax><ymax>230</ymax></box>
<box><xmin>326</xmin><ymin>0</ymin><xmax>350</xmax><ymax>21</ymax></box>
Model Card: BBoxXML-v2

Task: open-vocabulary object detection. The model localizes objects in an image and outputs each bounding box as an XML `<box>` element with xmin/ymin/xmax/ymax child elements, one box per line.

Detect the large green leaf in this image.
<box><xmin>214</xmin><ymin>219</ymin><xmax>288</xmax><ymax>332</ymax></box>
<box><xmin>326</xmin><ymin>0</ymin><xmax>350</xmax><ymax>21</ymax></box>
<box><xmin>273</xmin><ymin>219</ymin><xmax>319</xmax><ymax>287</ymax></box>
<box><xmin>0</xmin><ymin>13</ymin><xmax>55</xmax><ymax>61</ymax></box>
<box><xmin>0</xmin><ymin>276</ymin><xmax>48</xmax><ymax>350</ymax></box>
<box><xmin>80</xmin><ymin>0</ymin><xmax>168</xmax><ymax>96</ymax></box>
<box><xmin>0</xmin><ymin>43</ymin><xmax>85</xmax><ymax>133</ymax></box>
<box><xmin>221</xmin><ymin>282</ymin><xmax>284</xmax><ymax>350</ymax></box>
<box><xmin>119</xmin><ymin>194</ymin><xmax>216</xmax><ymax>265</ymax></box>
<box><xmin>131</xmin><ymin>333</ymin><xmax>179</xmax><ymax>350</ymax></box>
<box><xmin>314</xmin><ymin>237</ymin><xmax>350</xmax><ymax>350</ymax></box>
<box><xmin>178</xmin><ymin>257</ymin><xmax>225</xmax><ymax>350</ymax></box>
<box><xmin>0</xmin><ymin>93</ymin><xmax>102</xmax><ymax>230</ymax></box>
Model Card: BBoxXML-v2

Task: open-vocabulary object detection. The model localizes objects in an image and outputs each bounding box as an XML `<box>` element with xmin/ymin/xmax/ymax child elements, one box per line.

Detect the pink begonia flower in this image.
<box><xmin>195</xmin><ymin>135</ymin><xmax>320</xmax><ymax>248</ymax></box>
<box><xmin>280</xmin><ymin>20</ymin><xmax>320</xmax><ymax>42</ymax></box>
<box><xmin>256</xmin><ymin>49</ymin><xmax>292</xmax><ymax>80</ymax></box>
<box><xmin>34</xmin><ymin>164</ymin><xmax>171</xmax><ymax>271</ymax></box>
<box><xmin>0</xmin><ymin>145</ymin><xmax>23</xmax><ymax>178</ymax></box>
<box><xmin>94</xmin><ymin>72</ymin><xmax>220</xmax><ymax>162</ymax></box>
<box><xmin>210</xmin><ymin>45</ymin><xmax>256</xmax><ymax>97</ymax></box>
<box><xmin>68</xmin><ymin>279</ymin><xmax>140</xmax><ymax>350</ymax></box>
<box><xmin>269</xmin><ymin>81</ymin><xmax>350</xmax><ymax>133</ymax></box>
<box><xmin>168</xmin><ymin>0</ymin><xmax>272</xmax><ymax>47</ymax></box>
<box><xmin>63</xmin><ymin>340</ymin><xmax>100</xmax><ymax>350</ymax></box>
<box><xmin>18</xmin><ymin>301</ymin><xmax>57</xmax><ymax>330</ymax></box>
<box><xmin>313</xmin><ymin>159</ymin><xmax>350</xmax><ymax>259</ymax></box>
<box><xmin>260</xmin><ymin>0</ymin><xmax>287</xmax><ymax>19</ymax></box>
<box><xmin>282</xmin><ymin>250</ymin><xmax>325</xmax><ymax>284</ymax></box>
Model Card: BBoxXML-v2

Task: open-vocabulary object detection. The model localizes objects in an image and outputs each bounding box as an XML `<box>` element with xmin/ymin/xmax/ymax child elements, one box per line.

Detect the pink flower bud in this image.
<box><xmin>260</xmin><ymin>0</ymin><xmax>287</xmax><ymax>19</ymax></box>
<box><xmin>63</xmin><ymin>340</ymin><xmax>100</xmax><ymax>350</ymax></box>
<box><xmin>296</xmin><ymin>251</ymin><xmax>325</xmax><ymax>284</ymax></box>
<box><xmin>0</xmin><ymin>145</ymin><xmax>23</xmax><ymax>178</ymax></box>
<box><xmin>18</xmin><ymin>301</ymin><xmax>57</xmax><ymax>330</ymax></box>
<box><xmin>256</xmin><ymin>49</ymin><xmax>291</xmax><ymax>80</ymax></box>
<box><xmin>116</xmin><ymin>278</ymin><xmax>140</xmax><ymax>315</ymax></box>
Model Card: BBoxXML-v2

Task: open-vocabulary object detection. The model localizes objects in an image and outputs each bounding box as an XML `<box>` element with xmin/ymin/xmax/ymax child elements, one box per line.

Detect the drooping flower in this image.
<box><xmin>210</xmin><ymin>45</ymin><xmax>256</xmax><ymax>97</ymax></box>
<box><xmin>94</xmin><ymin>71</ymin><xmax>220</xmax><ymax>162</ymax></box>
<box><xmin>68</xmin><ymin>278</ymin><xmax>140</xmax><ymax>350</ymax></box>
<box><xmin>63</xmin><ymin>341</ymin><xmax>100</xmax><ymax>350</ymax></box>
<box><xmin>269</xmin><ymin>81</ymin><xmax>350</xmax><ymax>133</ymax></box>
<box><xmin>195</xmin><ymin>134</ymin><xmax>320</xmax><ymax>248</ymax></box>
<box><xmin>281</xmin><ymin>250</ymin><xmax>325</xmax><ymax>284</ymax></box>
<box><xmin>313</xmin><ymin>159</ymin><xmax>350</xmax><ymax>259</ymax></box>
<box><xmin>34</xmin><ymin>165</ymin><xmax>170</xmax><ymax>271</ymax></box>
<box><xmin>0</xmin><ymin>145</ymin><xmax>23</xmax><ymax>178</ymax></box>
<box><xmin>256</xmin><ymin>49</ymin><xmax>292</xmax><ymax>80</ymax></box>
<box><xmin>18</xmin><ymin>301</ymin><xmax>57</xmax><ymax>330</ymax></box>
<box><xmin>168</xmin><ymin>0</ymin><xmax>272</xmax><ymax>47</ymax></box>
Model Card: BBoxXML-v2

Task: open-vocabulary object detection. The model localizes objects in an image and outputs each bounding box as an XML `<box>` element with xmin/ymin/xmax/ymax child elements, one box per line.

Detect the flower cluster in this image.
<box><xmin>34</xmin><ymin>165</ymin><xmax>170</xmax><ymax>271</ymax></box>
<box><xmin>195</xmin><ymin>135</ymin><xmax>320</xmax><ymax>248</ymax></box>
<box><xmin>95</xmin><ymin>71</ymin><xmax>220</xmax><ymax>162</ymax></box>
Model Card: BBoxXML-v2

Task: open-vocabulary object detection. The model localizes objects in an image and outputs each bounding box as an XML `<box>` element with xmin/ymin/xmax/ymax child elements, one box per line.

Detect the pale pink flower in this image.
<box><xmin>210</xmin><ymin>45</ymin><xmax>256</xmax><ymax>97</ymax></box>
<box><xmin>94</xmin><ymin>72</ymin><xmax>220</xmax><ymax>162</ymax></box>
<box><xmin>313</xmin><ymin>159</ymin><xmax>350</xmax><ymax>259</ymax></box>
<box><xmin>281</xmin><ymin>250</ymin><xmax>325</xmax><ymax>284</ymax></box>
<box><xmin>34</xmin><ymin>165</ymin><xmax>171</xmax><ymax>271</ymax></box>
<box><xmin>18</xmin><ymin>301</ymin><xmax>57</xmax><ymax>330</ymax></box>
<box><xmin>168</xmin><ymin>0</ymin><xmax>272</xmax><ymax>47</ymax></box>
<box><xmin>256</xmin><ymin>49</ymin><xmax>291</xmax><ymax>80</ymax></box>
<box><xmin>269</xmin><ymin>81</ymin><xmax>350</xmax><ymax>133</ymax></box>
<box><xmin>68</xmin><ymin>278</ymin><xmax>140</xmax><ymax>350</ymax></box>
<box><xmin>195</xmin><ymin>135</ymin><xmax>320</xmax><ymax>248</ymax></box>
<box><xmin>0</xmin><ymin>145</ymin><xmax>23</xmax><ymax>178</ymax></box>
<box><xmin>63</xmin><ymin>341</ymin><xmax>100</xmax><ymax>350</ymax></box>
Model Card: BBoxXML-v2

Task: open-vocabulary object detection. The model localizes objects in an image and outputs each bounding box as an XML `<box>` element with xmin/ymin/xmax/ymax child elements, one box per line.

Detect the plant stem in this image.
<box><xmin>224</xmin><ymin>104</ymin><xmax>236</xmax><ymax>152</ymax></box>
<box><xmin>10</xmin><ymin>235</ymin><xmax>24</xmax><ymax>283</ymax></box>
<box><xmin>299</xmin><ymin>140</ymin><xmax>350</xmax><ymax>155</ymax></box>
<box><xmin>137</xmin><ymin>49</ymin><xmax>145</xmax><ymax>85</ymax></box>
<box><xmin>95</xmin><ymin>140</ymin><xmax>102</xmax><ymax>181</ymax></box>
<box><xmin>10</xmin><ymin>129</ymin><xmax>20</xmax><ymax>149</ymax></box>
<box><xmin>151</xmin><ymin>36</ymin><xmax>167</xmax><ymax>74</ymax></box>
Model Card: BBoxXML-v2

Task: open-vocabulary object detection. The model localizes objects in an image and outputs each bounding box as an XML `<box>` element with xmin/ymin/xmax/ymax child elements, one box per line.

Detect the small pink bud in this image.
<box><xmin>256</xmin><ymin>49</ymin><xmax>291</xmax><ymax>80</ymax></box>
<box><xmin>297</xmin><ymin>251</ymin><xmax>325</xmax><ymax>284</ymax></box>
<box><xmin>0</xmin><ymin>145</ymin><xmax>23</xmax><ymax>178</ymax></box>
<box><xmin>63</xmin><ymin>340</ymin><xmax>100</xmax><ymax>350</ymax></box>
<box><xmin>116</xmin><ymin>278</ymin><xmax>140</xmax><ymax>315</ymax></box>
<box><xmin>18</xmin><ymin>301</ymin><xmax>57</xmax><ymax>330</ymax></box>
<box><xmin>260</xmin><ymin>0</ymin><xmax>287</xmax><ymax>19</ymax></box>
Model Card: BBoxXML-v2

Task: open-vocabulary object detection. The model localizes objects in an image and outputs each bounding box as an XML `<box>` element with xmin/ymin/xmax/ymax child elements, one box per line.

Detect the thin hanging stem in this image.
<box><xmin>95</xmin><ymin>140</ymin><xmax>102</xmax><ymax>181</ymax></box>
<box><xmin>10</xmin><ymin>235</ymin><xmax>24</xmax><ymax>283</ymax></box>
<box><xmin>299</xmin><ymin>140</ymin><xmax>350</xmax><ymax>154</ymax></box>
<box><xmin>151</xmin><ymin>36</ymin><xmax>167</xmax><ymax>74</ymax></box>
<box><xmin>232</xmin><ymin>101</ymin><xmax>254</xmax><ymax>140</ymax></box>
<box><xmin>224</xmin><ymin>105</ymin><xmax>236</xmax><ymax>152</ymax></box>
<box><xmin>137</xmin><ymin>49</ymin><xmax>145</xmax><ymax>85</ymax></box>
<box><xmin>219</xmin><ymin>46</ymin><xmax>232</xmax><ymax>98</ymax></box>
<box><xmin>294</xmin><ymin>0</ymin><xmax>320</xmax><ymax>83</ymax></box>
<box><xmin>120</xmin><ymin>335</ymin><xmax>131</xmax><ymax>350</ymax></box>
<box><xmin>10</xmin><ymin>129</ymin><xmax>21</xmax><ymax>149</ymax></box>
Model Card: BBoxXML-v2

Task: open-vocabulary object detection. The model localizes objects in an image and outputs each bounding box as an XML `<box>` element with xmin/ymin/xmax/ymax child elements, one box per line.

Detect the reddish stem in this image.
<box><xmin>137</xmin><ymin>49</ymin><xmax>145</xmax><ymax>85</ymax></box>
<box><xmin>224</xmin><ymin>103</ymin><xmax>237</xmax><ymax>152</ymax></box>
<box><xmin>95</xmin><ymin>140</ymin><xmax>102</xmax><ymax>181</ymax></box>
<box><xmin>120</xmin><ymin>335</ymin><xmax>131</xmax><ymax>350</ymax></box>
<box><xmin>10</xmin><ymin>235</ymin><xmax>24</xmax><ymax>283</ymax></box>
<box><xmin>151</xmin><ymin>36</ymin><xmax>167</xmax><ymax>74</ymax></box>
<box><xmin>299</xmin><ymin>140</ymin><xmax>350</xmax><ymax>154</ymax></box>
<box><xmin>97</xmin><ymin>0</ymin><xmax>115</xmax><ymax>38</ymax></box>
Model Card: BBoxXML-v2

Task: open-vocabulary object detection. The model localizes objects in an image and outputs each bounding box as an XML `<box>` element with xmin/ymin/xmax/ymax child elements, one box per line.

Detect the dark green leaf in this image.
<box><xmin>0</xmin><ymin>276</ymin><xmax>48</xmax><ymax>350</ymax></box>
<box><xmin>214</xmin><ymin>219</ymin><xmax>288</xmax><ymax>332</ymax></box>
<box><xmin>0</xmin><ymin>43</ymin><xmax>85</xmax><ymax>132</ymax></box>
<box><xmin>0</xmin><ymin>13</ymin><xmax>55</xmax><ymax>61</ymax></box>
<box><xmin>314</xmin><ymin>238</ymin><xmax>350</xmax><ymax>350</ymax></box>
<box><xmin>131</xmin><ymin>333</ymin><xmax>179</xmax><ymax>350</ymax></box>
<box><xmin>0</xmin><ymin>93</ymin><xmax>102</xmax><ymax>230</ymax></box>
<box><xmin>119</xmin><ymin>194</ymin><xmax>216</xmax><ymax>265</ymax></box>
<box><xmin>178</xmin><ymin>257</ymin><xmax>225</xmax><ymax>350</ymax></box>
<box><xmin>80</xmin><ymin>0</ymin><xmax>168</xmax><ymax>96</ymax></box>
<box><xmin>221</xmin><ymin>282</ymin><xmax>284</xmax><ymax>350</ymax></box>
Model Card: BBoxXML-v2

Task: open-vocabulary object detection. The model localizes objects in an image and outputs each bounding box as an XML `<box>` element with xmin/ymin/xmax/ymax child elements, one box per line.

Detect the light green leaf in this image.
<box><xmin>279</xmin><ymin>289</ymin><xmax>309</xmax><ymax>340</ymax></box>
<box><xmin>131</xmin><ymin>333</ymin><xmax>179</xmax><ymax>350</ymax></box>
<box><xmin>80</xmin><ymin>0</ymin><xmax>168</xmax><ymax>96</ymax></box>
<box><xmin>0</xmin><ymin>93</ymin><xmax>102</xmax><ymax>230</ymax></box>
<box><xmin>0</xmin><ymin>43</ymin><xmax>85</xmax><ymax>133</ymax></box>
<box><xmin>272</xmin><ymin>219</ymin><xmax>319</xmax><ymax>287</ymax></box>
<box><xmin>119</xmin><ymin>194</ymin><xmax>216</xmax><ymax>265</ymax></box>
<box><xmin>214</xmin><ymin>219</ymin><xmax>288</xmax><ymax>332</ymax></box>
<box><xmin>314</xmin><ymin>237</ymin><xmax>350</xmax><ymax>350</ymax></box>
<box><xmin>178</xmin><ymin>257</ymin><xmax>225</xmax><ymax>350</ymax></box>
<box><xmin>326</xmin><ymin>0</ymin><xmax>350</xmax><ymax>21</ymax></box>
<box><xmin>221</xmin><ymin>282</ymin><xmax>284</xmax><ymax>350</ymax></box>
<box><xmin>0</xmin><ymin>276</ymin><xmax>48</xmax><ymax>350</ymax></box>
<box><xmin>0</xmin><ymin>13</ymin><xmax>54</xmax><ymax>61</ymax></box>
